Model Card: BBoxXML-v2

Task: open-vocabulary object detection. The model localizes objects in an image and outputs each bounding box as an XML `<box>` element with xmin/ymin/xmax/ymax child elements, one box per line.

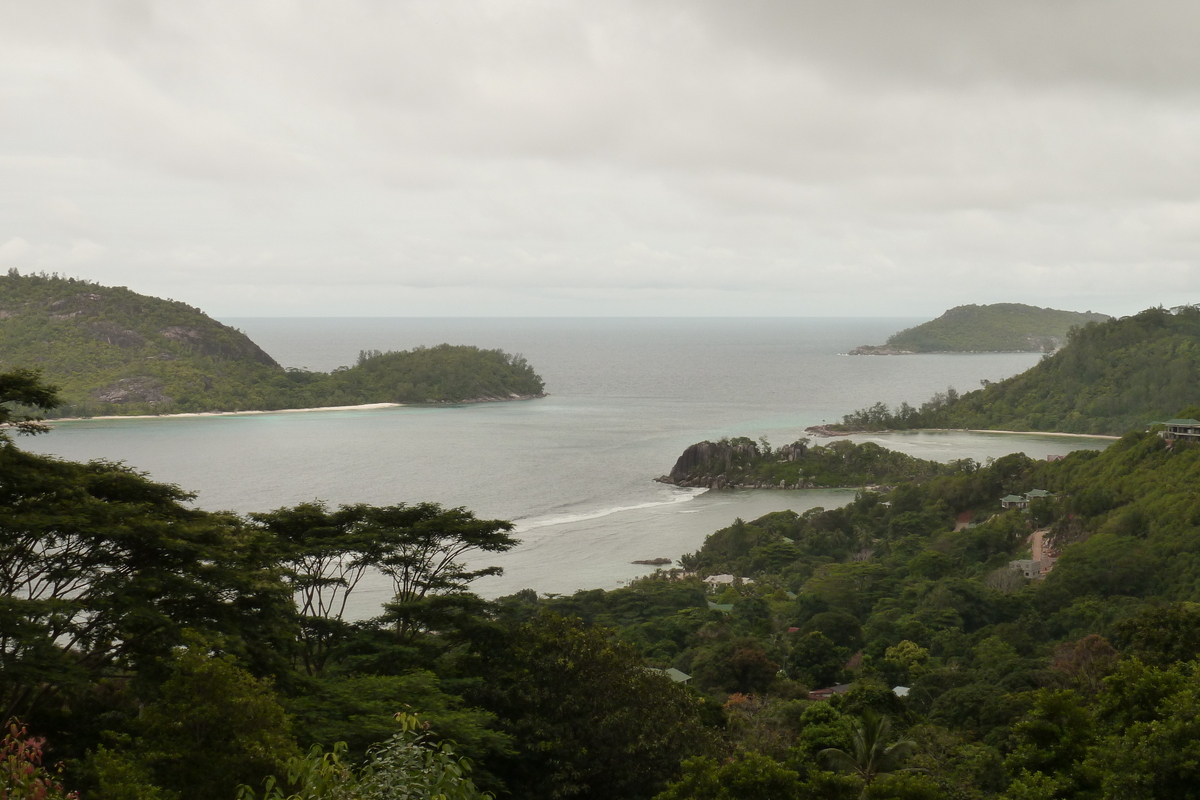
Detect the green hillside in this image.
<box><xmin>851</xmin><ymin>303</ymin><xmax>1110</xmax><ymax>354</ymax></box>
<box><xmin>13</xmin><ymin>366</ymin><xmax>1200</xmax><ymax>798</ymax></box>
<box><xmin>0</xmin><ymin>271</ymin><xmax>545</xmax><ymax>417</ymax></box>
<box><xmin>838</xmin><ymin>306</ymin><xmax>1200</xmax><ymax>435</ymax></box>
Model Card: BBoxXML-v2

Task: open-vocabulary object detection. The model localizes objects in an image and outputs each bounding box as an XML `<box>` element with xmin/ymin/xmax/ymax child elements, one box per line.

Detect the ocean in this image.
<box><xmin>24</xmin><ymin>318</ymin><xmax>1111</xmax><ymax>613</ymax></box>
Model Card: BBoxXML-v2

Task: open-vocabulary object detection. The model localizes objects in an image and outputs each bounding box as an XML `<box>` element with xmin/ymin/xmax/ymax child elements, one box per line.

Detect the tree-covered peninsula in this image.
<box><xmin>834</xmin><ymin>305</ymin><xmax>1200</xmax><ymax>436</ymax></box>
<box><xmin>850</xmin><ymin>303</ymin><xmax>1110</xmax><ymax>355</ymax></box>
<box><xmin>0</xmin><ymin>270</ymin><xmax>545</xmax><ymax>416</ymax></box>
<box><xmin>656</xmin><ymin>437</ymin><xmax>969</xmax><ymax>489</ymax></box>
<box><xmin>10</xmin><ymin>370</ymin><xmax>1200</xmax><ymax>799</ymax></box>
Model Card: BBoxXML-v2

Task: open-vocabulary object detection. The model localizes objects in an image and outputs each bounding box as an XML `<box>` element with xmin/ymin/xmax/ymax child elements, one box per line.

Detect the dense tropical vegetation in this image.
<box><xmin>0</xmin><ymin>271</ymin><xmax>544</xmax><ymax>417</ymax></box>
<box><xmin>9</xmin><ymin>357</ymin><xmax>1200</xmax><ymax>798</ymax></box>
<box><xmin>659</xmin><ymin>436</ymin><xmax>974</xmax><ymax>489</ymax></box>
<box><xmin>838</xmin><ymin>305</ymin><xmax>1200</xmax><ymax>435</ymax></box>
<box><xmin>851</xmin><ymin>304</ymin><xmax>1109</xmax><ymax>354</ymax></box>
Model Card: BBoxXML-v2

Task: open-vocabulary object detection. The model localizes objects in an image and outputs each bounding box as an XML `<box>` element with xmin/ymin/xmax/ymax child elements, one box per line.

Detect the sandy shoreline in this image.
<box><xmin>960</xmin><ymin>428</ymin><xmax>1120</xmax><ymax>440</ymax></box>
<box><xmin>48</xmin><ymin>402</ymin><xmax>403</xmax><ymax>423</ymax></box>
<box><xmin>47</xmin><ymin>393</ymin><xmax>547</xmax><ymax>424</ymax></box>
<box><xmin>811</xmin><ymin>425</ymin><xmax>1120</xmax><ymax>441</ymax></box>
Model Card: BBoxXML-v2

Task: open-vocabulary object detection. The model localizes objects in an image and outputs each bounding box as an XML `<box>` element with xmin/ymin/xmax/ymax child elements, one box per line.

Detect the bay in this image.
<box><xmin>25</xmin><ymin>318</ymin><xmax>1111</xmax><ymax>607</ymax></box>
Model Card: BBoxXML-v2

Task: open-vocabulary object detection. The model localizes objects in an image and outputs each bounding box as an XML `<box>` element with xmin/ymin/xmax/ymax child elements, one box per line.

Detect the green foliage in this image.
<box><xmin>84</xmin><ymin>745</ymin><xmax>174</xmax><ymax>800</ymax></box>
<box><xmin>1111</xmin><ymin>602</ymin><xmax>1200</xmax><ymax>666</ymax></box>
<box><xmin>669</xmin><ymin>437</ymin><xmax>961</xmax><ymax>490</ymax></box>
<box><xmin>789</xmin><ymin>632</ymin><xmax>849</xmax><ymax>688</ymax></box>
<box><xmin>819</xmin><ymin>711</ymin><xmax>919</xmax><ymax>796</ymax></box>
<box><xmin>1</xmin><ymin>719</ymin><xmax>79</xmax><ymax>800</ymax></box>
<box><xmin>286</xmin><ymin>672</ymin><xmax>512</xmax><ymax>768</ymax></box>
<box><xmin>0</xmin><ymin>367</ymin><xmax>60</xmax><ymax>437</ymax></box>
<box><xmin>467</xmin><ymin>613</ymin><xmax>716</xmax><ymax>800</ymax></box>
<box><xmin>236</xmin><ymin>742</ymin><xmax>356</xmax><ymax>800</ymax></box>
<box><xmin>238</xmin><ymin>714</ymin><xmax>492</xmax><ymax>800</ymax></box>
<box><xmin>0</xmin><ymin>442</ymin><xmax>294</xmax><ymax>723</ymax></box>
<box><xmin>652</xmin><ymin>752</ymin><xmax>804</xmax><ymax>800</ymax></box>
<box><xmin>132</xmin><ymin>645</ymin><xmax>299</xmax><ymax>800</ymax></box>
<box><xmin>0</xmin><ymin>272</ymin><xmax>544</xmax><ymax>417</ymax></box>
<box><xmin>873</xmin><ymin>303</ymin><xmax>1109</xmax><ymax>353</ymax></box>
<box><xmin>840</xmin><ymin>306</ymin><xmax>1200</xmax><ymax>435</ymax></box>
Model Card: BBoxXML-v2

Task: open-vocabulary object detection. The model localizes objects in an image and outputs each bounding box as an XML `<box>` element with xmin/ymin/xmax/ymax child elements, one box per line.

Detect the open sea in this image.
<box><xmin>25</xmin><ymin>318</ymin><xmax>1112</xmax><ymax>615</ymax></box>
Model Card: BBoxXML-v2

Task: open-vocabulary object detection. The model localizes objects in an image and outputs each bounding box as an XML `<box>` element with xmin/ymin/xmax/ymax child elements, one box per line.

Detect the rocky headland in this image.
<box><xmin>656</xmin><ymin>438</ymin><xmax>814</xmax><ymax>489</ymax></box>
<box><xmin>655</xmin><ymin>436</ymin><xmax>952</xmax><ymax>490</ymax></box>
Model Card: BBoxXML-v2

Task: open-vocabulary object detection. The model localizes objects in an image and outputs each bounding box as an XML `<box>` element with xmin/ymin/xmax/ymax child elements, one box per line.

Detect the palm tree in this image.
<box><xmin>819</xmin><ymin>710</ymin><xmax>919</xmax><ymax>797</ymax></box>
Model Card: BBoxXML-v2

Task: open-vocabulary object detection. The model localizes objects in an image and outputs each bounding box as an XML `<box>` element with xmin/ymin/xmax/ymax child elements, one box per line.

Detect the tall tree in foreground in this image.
<box><xmin>819</xmin><ymin>711</ymin><xmax>918</xmax><ymax>798</ymax></box>
<box><xmin>251</xmin><ymin>503</ymin><xmax>383</xmax><ymax>675</ymax></box>
<box><xmin>367</xmin><ymin>504</ymin><xmax>517</xmax><ymax>644</ymax></box>
<box><xmin>0</xmin><ymin>443</ymin><xmax>295</xmax><ymax>722</ymax></box>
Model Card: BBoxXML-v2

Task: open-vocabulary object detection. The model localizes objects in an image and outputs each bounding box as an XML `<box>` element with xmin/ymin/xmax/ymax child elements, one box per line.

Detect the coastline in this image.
<box><xmin>960</xmin><ymin>428</ymin><xmax>1120</xmax><ymax>441</ymax></box>
<box><xmin>46</xmin><ymin>392</ymin><xmax>548</xmax><ymax>424</ymax></box>
<box><xmin>48</xmin><ymin>402</ymin><xmax>404</xmax><ymax>423</ymax></box>
<box><xmin>808</xmin><ymin>425</ymin><xmax>1119</xmax><ymax>441</ymax></box>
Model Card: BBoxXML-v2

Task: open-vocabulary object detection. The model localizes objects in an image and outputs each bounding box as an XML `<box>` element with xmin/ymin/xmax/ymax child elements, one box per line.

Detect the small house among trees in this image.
<box><xmin>807</xmin><ymin>683</ymin><xmax>853</xmax><ymax>701</ymax></box>
<box><xmin>1001</xmin><ymin>489</ymin><xmax>1055</xmax><ymax>510</ymax></box>
<box><xmin>648</xmin><ymin>667</ymin><xmax>692</xmax><ymax>685</ymax></box>
<box><xmin>1157</xmin><ymin>418</ymin><xmax>1200</xmax><ymax>443</ymax></box>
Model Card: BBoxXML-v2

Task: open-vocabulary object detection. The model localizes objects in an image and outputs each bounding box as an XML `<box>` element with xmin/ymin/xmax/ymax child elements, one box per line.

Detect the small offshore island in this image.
<box><xmin>849</xmin><ymin>303</ymin><xmax>1110</xmax><ymax>355</ymax></box>
<box><xmin>0</xmin><ymin>271</ymin><xmax>546</xmax><ymax>418</ymax></box>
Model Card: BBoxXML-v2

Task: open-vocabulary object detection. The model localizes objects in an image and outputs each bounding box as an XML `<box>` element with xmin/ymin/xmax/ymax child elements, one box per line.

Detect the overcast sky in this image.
<box><xmin>2</xmin><ymin>1</ymin><xmax>1199</xmax><ymax>317</ymax></box>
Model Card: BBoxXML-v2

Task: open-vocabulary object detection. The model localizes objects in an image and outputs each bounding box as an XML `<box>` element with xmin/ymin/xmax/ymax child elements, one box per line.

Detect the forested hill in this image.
<box><xmin>836</xmin><ymin>305</ymin><xmax>1200</xmax><ymax>435</ymax></box>
<box><xmin>0</xmin><ymin>271</ymin><xmax>545</xmax><ymax>416</ymax></box>
<box><xmin>851</xmin><ymin>303</ymin><xmax>1110</xmax><ymax>354</ymax></box>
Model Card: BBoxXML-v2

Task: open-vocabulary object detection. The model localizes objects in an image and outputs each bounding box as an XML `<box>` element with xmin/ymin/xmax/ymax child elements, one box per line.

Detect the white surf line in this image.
<box><xmin>512</xmin><ymin>487</ymin><xmax>708</xmax><ymax>534</ymax></box>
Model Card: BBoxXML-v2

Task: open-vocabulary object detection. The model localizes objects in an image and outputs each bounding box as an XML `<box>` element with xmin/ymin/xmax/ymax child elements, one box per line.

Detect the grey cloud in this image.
<box><xmin>0</xmin><ymin>0</ymin><xmax>1198</xmax><ymax>316</ymax></box>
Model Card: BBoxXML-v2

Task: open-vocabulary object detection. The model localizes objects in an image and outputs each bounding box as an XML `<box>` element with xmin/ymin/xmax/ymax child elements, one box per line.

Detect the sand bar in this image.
<box><xmin>960</xmin><ymin>428</ymin><xmax>1119</xmax><ymax>440</ymax></box>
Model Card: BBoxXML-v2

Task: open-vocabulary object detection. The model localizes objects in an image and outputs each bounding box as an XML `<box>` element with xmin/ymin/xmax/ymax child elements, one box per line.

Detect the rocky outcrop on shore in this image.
<box><xmin>655</xmin><ymin>438</ymin><xmax>819</xmax><ymax>490</ymax></box>
<box><xmin>655</xmin><ymin>435</ymin><xmax>944</xmax><ymax>490</ymax></box>
<box><xmin>803</xmin><ymin>424</ymin><xmax>854</xmax><ymax>437</ymax></box>
<box><xmin>446</xmin><ymin>392</ymin><xmax>546</xmax><ymax>404</ymax></box>
<box><xmin>848</xmin><ymin>345</ymin><xmax>916</xmax><ymax>355</ymax></box>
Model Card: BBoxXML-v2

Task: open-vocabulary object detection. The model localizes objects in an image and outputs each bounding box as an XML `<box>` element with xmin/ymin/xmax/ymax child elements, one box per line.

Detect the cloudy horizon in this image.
<box><xmin>2</xmin><ymin>1</ymin><xmax>1198</xmax><ymax>317</ymax></box>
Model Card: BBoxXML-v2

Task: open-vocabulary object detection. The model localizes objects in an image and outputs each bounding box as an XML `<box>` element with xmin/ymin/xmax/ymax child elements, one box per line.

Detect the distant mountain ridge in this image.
<box><xmin>850</xmin><ymin>303</ymin><xmax>1111</xmax><ymax>354</ymax></box>
<box><xmin>0</xmin><ymin>271</ymin><xmax>545</xmax><ymax>417</ymax></box>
